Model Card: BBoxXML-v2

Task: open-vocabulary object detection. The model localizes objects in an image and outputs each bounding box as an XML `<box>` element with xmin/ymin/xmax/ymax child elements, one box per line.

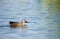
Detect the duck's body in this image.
<box><xmin>9</xmin><ymin>19</ymin><xmax>27</xmax><ymax>28</ymax></box>
<box><xmin>9</xmin><ymin>21</ymin><xmax>21</xmax><ymax>28</ymax></box>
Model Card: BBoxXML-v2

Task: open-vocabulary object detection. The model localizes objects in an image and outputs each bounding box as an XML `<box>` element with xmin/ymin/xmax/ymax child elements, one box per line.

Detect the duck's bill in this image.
<box><xmin>25</xmin><ymin>21</ymin><xmax>29</xmax><ymax>23</ymax></box>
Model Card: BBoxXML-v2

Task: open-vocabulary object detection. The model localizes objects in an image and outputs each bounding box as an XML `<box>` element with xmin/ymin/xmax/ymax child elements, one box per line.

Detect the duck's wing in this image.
<box><xmin>9</xmin><ymin>21</ymin><xmax>18</xmax><ymax>24</ymax></box>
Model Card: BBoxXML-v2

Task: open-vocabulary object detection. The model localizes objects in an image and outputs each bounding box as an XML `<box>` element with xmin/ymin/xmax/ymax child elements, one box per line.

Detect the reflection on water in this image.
<box><xmin>0</xmin><ymin>0</ymin><xmax>60</xmax><ymax>39</ymax></box>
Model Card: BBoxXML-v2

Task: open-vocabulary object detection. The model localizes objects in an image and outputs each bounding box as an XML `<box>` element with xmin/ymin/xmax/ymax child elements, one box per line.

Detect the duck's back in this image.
<box><xmin>9</xmin><ymin>21</ymin><xmax>20</xmax><ymax>28</ymax></box>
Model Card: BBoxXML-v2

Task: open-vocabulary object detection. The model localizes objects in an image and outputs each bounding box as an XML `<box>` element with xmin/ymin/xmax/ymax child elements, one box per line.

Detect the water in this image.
<box><xmin>0</xmin><ymin>0</ymin><xmax>60</xmax><ymax>39</ymax></box>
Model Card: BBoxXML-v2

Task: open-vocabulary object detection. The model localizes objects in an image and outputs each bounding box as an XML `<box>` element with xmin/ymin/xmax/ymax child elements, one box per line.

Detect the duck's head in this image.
<box><xmin>21</xmin><ymin>19</ymin><xmax>29</xmax><ymax>23</ymax></box>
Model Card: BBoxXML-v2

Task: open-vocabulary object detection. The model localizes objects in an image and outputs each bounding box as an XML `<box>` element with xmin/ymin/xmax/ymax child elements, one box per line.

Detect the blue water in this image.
<box><xmin>0</xmin><ymin>0</ymin><xmax>60</xmax><ymax>39</ymax></box>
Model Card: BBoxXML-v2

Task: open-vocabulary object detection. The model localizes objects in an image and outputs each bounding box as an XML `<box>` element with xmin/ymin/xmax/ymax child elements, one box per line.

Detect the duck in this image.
<box><xmin>9</xmin><ymin>19</ymin><xmax>29</xmax><ymax>28</ymax></box>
